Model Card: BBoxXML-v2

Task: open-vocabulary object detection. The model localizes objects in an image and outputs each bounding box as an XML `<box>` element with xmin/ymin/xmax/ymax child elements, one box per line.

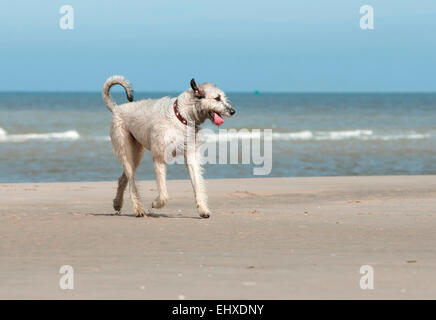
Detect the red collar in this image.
<box><xmin>173</xmin><ymin>99</ymin><xmax>187</xmax><ymax>125</ymax></box>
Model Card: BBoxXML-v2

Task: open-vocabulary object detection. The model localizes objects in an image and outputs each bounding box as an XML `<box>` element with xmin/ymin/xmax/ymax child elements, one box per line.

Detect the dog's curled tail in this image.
<box><xmin>102</xmin><ymin>75</ymin><xmax>134</xmax><ymax>112</ymax></box>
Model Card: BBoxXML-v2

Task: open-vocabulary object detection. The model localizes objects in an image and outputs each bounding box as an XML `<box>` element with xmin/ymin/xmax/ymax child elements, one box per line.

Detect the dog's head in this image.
<box><xmin>189</xmin><ymin>78</ymin><xmax>236</xmax><ymax>126</ymax></box>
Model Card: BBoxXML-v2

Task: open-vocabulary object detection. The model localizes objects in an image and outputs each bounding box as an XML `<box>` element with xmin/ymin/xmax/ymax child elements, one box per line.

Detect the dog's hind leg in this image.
<box><xmin>113</xmin><ymin>138</ymin><xmax>144</xmax><ymax>214</ymax></box>
<box><xmin>113</xmin><ymin>172</ymin><xmax>128</xmax><ymax>214</ymax></box>
<box><xmin>125</xmin><ymin>143</ymin><xmax>146</xmax><ymax>217</ymax></box>
<box><xmin>113</xmin><ymin>137</ymin><xmax>144</xmax><ymax>215</ymax></box>
<box><xmin>111</xmin><ymin>126</ymin><xmax>145</xmax><ymax>217</ymax></box>
<box><xmin>151</xmin><ymin>159</ymin><xmax>168</xmax><ymax>209</ymax></box>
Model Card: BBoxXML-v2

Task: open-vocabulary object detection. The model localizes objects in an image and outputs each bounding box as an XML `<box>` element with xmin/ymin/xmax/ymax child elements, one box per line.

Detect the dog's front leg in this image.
<box><xmin>152</xmin><ymin>159</ymin><xmax>168</xmax><ymax>209</ymax></box>
<box><xmin>186</xmin><ymin>153</ymin><xmax>210</xmax><ymax>218</ymax></box>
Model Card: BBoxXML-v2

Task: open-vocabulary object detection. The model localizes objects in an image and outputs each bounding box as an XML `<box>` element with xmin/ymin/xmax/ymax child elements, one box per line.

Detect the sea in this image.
<box><xmin>0</xmin><ymin>92</ymin><xmax>435</xmax><ymax>182</ymax></box>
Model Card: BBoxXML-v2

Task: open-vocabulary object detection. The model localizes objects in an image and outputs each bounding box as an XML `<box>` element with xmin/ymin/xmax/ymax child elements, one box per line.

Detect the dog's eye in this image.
<box><xmin>215</xmin><ymin>95</ymin><xmax>221</xmax><ymax>101</ymax></box>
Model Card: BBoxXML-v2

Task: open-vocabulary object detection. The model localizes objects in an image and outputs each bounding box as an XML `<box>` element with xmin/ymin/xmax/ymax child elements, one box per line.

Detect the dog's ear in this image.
<box><xmin>190</xmin><ymin>78</ymin><xmax>204</xmax><ymax>98</ymax></box>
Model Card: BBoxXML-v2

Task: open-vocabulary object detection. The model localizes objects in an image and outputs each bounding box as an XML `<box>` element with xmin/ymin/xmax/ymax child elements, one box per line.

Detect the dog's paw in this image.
<box><xmin>135</xmin><ymin>206</ymin><xmax>146</xmax><ymax>218</ymax></box>
<box><xmin>152</xmin><ymin>196</ymin><xmax>168</xmax><ymax>209</ymax></box>
<box><xmin>113</xmin><ymin>198</ymin><xmax>122</xmax><ymax>212</ymax></box>
<box><xmin>198</xmin><ymin>207</ymin><xmax>211</xmax><ymax>219</ymax></box>
<box><xmin>199</xmin><ymin>212</ymin><xmax>210</xmax><ymax>219</ymax></box>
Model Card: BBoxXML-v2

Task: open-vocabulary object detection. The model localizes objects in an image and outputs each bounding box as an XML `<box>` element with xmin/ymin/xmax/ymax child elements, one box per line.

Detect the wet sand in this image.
<box><xmin>1</xmin><ymin>176</ymin><xmax>436</xmax><ymax>299</ymax></box>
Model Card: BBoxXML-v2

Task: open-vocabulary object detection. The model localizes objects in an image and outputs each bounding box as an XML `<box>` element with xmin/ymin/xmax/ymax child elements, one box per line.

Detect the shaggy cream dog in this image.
<box><xmin>102</xmin><ymin>76</ymin><xmax>236</xmax><ymax>218</ymax></box>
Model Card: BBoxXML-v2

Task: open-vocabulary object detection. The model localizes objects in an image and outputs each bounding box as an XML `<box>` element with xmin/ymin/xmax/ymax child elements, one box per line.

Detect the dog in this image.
<box><xmin>102</xmin><ymin>76</ymin><xmax>236</xmax><ymax>218</ymax></box>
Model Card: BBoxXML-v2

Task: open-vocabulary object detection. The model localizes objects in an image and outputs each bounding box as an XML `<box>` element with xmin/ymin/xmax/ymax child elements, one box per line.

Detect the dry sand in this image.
<box><xmin>0</xmin><ymin>175</ymin><xmax>435</xmax><ymax>299</ymax></box>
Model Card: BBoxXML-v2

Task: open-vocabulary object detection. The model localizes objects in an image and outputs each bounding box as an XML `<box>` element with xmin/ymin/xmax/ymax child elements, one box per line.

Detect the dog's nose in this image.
<box><xmin>229</xmin><ymin>109</ymin><xmax>236</xmax><ymax>116</ymax></box>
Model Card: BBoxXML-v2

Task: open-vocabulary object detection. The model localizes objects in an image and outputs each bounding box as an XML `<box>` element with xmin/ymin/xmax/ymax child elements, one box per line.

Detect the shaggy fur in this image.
<box><xmin>102</xmin><ymin>75</ymin><xmax>236</xmax><ymax>218</ymax></box>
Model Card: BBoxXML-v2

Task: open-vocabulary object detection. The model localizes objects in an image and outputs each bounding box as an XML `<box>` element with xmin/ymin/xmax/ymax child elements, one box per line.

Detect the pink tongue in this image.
<box><xmin>213</xmin><ymin>112</ymin><xmax>224</xmax><ymax>126</ymax></box>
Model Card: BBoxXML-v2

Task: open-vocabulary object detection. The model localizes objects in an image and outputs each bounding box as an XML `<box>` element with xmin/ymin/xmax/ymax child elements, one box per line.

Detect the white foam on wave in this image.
<box><xmin>0</xmin><ymin>127</ymin><xmax>80</xmax><ymax>143</ymax></box>
<box><xmin>276</xmin><ymin>130</ymin><xmax>429</xmax><ymax>141</ymax></box>
<box><xmin>201</xmin><ymin>129</ymin><xmax>430</xmax><ymax>142</ymax></box>
<box><xmin>271</xmin><ymin>129</ymin><xmax>374</xmax><ymax>141</ymax></box>
<box><xmin>0</xmin><ymin>127</ymin><xmax>430</xmax><ymax>143</ymax></box>
<box><xmin>201</xmin><ymin>129</ymin><xmax>375</xmax><ymax>141</ymax></box>
<box><xmin>272</xmin><ymin>130</ymin><xmax>314</xmax><ymax>140</ymax></box>
<box><xmin>320</xmin><ymin>130</ymin><xmax>373</xmax><ymax>140</ymax></box>
<box><xmin>0</xmin><ymin>127</ymin><xmax>7</xmax><ymax>138</ymax></box>
<box><xmin>362</xmin><ymin>133</ymin><xmax>430</xmax><ymax>141</ymax></box>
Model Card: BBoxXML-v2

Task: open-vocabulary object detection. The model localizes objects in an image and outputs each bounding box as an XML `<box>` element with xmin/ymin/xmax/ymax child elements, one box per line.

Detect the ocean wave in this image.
<box><xmin>203</xmin><ymin>129</ymin><xmax>431</xmax><ymax>141</ymax></box>
<box><xmin>362</xmin><ymin>133</ymin><xmax>430</xmax><ymax>141</ymax></box>
<box><xmin>201</xmin><ymin>129</ymin><xmax>430</xmax><ymax>141</ymax></box>
<box><xmin>0</xmin><ymin>127</ymin><xmax>80</xmax><ymax>142</ymax></box>
<box><xmin>0</xmin><ymin>127</ymin><xmax>430</xmax><ymax>143</ymax></box>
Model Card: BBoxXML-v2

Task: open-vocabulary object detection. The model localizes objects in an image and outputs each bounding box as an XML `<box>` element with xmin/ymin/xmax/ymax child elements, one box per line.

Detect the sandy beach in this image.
<box><xmin>1</xmin><ymin>175</ymin><xmax>435</xmax><ymax>299</ymax></box>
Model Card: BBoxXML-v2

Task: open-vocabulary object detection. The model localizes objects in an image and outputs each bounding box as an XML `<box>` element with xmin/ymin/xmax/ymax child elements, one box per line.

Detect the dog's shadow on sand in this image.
<box><xmin>88</xmin><ymin>212</ymin><xmax>202</xmax><ymax>219</ymax></box>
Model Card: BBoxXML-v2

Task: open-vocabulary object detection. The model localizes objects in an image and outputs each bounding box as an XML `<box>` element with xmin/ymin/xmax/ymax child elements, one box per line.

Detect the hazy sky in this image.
<box><xmin>1</xmin><ymin>0</ymin><xmax>435</xmax><ymax>92</ymax></box>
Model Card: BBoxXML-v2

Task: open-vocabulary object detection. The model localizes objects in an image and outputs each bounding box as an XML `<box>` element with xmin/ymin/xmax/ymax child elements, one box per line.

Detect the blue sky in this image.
<box><xmin>1</xmin><ymin>0</ymin><xmax>435</xmax><ymax>92</ymax></box>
